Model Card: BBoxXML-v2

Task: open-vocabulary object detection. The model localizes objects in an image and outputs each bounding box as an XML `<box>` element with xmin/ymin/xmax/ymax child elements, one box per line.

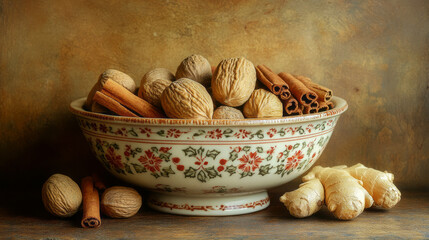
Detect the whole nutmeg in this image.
<box><xmin>243</xmin><ymin>89</ymin><xmax>283</xmax><ymax>118</ymax></box>
<box><xmin>101</xmin><ymin>186</ymin><xmax>142</xmax><ymax>218</ymax></box>
<box><xmin>211</xmin><ymin>57</ymin><xmax>257</xmax><ymax>107</ymax></box>
<box><xmin>161</xmin><ymin>78</ymin><xmax>214</xmax><ymax>119</ymax></box>
<box><xmin>42</xmin><ymin>174</ymin><xmax>82</xmax><ymax>217</ymax></box>
<box><xmin>85</xmin><ymin>69</ymin><xmax>136</xmax><ymax>111</ymax></box>
<box><xmin>176</xmin><ymin>54</ymin><xmax>212</xmax><ymax>87</ymax></box>
<box><xmin>138</xmin><ymin>68</ymin><xmax>175</xmax><ymax>107</ymax></box>
<box><xmin>213</xmin><ymin>106</ymin><xmax>244</xmax><ymax>119</ymax></box>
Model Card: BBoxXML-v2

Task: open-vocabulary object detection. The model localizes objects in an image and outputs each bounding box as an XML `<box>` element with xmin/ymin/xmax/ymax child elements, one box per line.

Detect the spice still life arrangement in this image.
<box><xmin>42</xmin><ymin>173</ymin><xmax>142</xmax><ymax>228</ymax></box>
<box><xmin>70</xmin><ymin>54</ymin><xmax>348</xmax><ymax>216</ymax></box>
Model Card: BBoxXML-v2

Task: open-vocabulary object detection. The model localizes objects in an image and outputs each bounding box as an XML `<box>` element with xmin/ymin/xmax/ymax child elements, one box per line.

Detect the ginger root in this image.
<box><xmin>279</xmin><ymin>179</ymin><xmax>324</xmax><ymax>218</ymax></box>
<box><xmin>303</xmin><ymin>166</ymin><xmax>374</xmax><ymax>220</ymax></box>
<box><xmin>343</xmin><ymin>163</ymin><xmax>401</xmax><ymax>208</ymax></box>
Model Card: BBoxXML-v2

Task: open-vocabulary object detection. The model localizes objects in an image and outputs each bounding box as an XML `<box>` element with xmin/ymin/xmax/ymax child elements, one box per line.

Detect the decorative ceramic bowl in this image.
<box><xmin>70</xmin><ymin>96</ymin><xmax>347</xmax><ymax>216</ymax></box>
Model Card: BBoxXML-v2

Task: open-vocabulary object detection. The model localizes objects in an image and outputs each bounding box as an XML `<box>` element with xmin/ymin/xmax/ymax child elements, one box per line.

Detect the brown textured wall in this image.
<box><xmin>0</xmin><ymin>0</ymin><xmax>428</xmax><ymax>190</ymax></box>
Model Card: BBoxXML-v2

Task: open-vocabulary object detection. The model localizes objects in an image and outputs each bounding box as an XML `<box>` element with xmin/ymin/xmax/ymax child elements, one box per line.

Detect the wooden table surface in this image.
<box><xmin>0</xmin><ymin>186</ymin><xmax>428</xmax><ymax>240</ymax></box>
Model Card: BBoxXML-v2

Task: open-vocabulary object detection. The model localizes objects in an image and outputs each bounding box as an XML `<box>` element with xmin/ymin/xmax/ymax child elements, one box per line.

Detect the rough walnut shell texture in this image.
<box><xmin>138</xmin><ymin>68</ymin><xmax>175</xmax><ymax>107</ymax></box>
<box><xmin>243</xmin><ymin>89</ymin><xmax>283</xmax><ymax>118</ymax></box>
<box><xmin>101</xmin><ymin>186</ymin><xmax>142</xmax><ymax>218</ymax></box>
<box><xmin>213</xmin><ymin>106</ymin><xmax>244</xmax><ymax>119</ymax></box>
<box><xmin>176</xmin><ymin>54</ymin><xmax>212</xmax><ymax>87</ymax></box>
<box><xmin>161</xmin><ymin>78</ymin><xmax>214</xmax><ymax>119</ymax></box>
<box><xmin>211</xmin><ymin>57</ymin><xmax>257</xmax><ymax>107</ymax></box>
<box><xmin>85</xmin><ymin>69</ymin><xmax>136</xmax><ymax>110</ymax></box>
<box><xmin>41</xmin><ymin>174</ymin><xmax>82</xmax><ymax>217</ymax></box>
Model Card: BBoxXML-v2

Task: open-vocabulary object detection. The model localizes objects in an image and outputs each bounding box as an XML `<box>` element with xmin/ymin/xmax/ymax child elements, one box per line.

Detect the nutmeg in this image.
<box><xmin>176</xmin><ymin>54</ymin><xmax>212</xmax><ymax>87</ymax></box>
<box><xmin>85</xmin><ymin>69</ymin><xmax>136</xmax><ymax>111</ymax></box>
<box><xmin>243</xmin><ymin>89</ymin><xmax>283</xmax><ymax>118</ymax></box>
<box><xmin>211</xmin><ymin>57</ymin><xmax>257</xmax><ymax>107</ymax></box>
<box><xmin>213</xmin><ymin>106</ymin><xmax>244</xmax><ymax>119</ymax></box>
<box><xmin>138</xmin><ymin>68</ymin><xmax>175</xmax><ymax>107</ymax></box>
<box><xmin>41</xmin><ymin>174</ymin><xmax>82</xmax><ymax>217</ymax></box>
<box><xmin>161</xmin><ymin>78</ymin><xmax>214</xmax><ymax>119</ymax></box>
<box><xmin>101</xmin><ymin>186</ymin><xmax>142</xmax><ymax>218</ymax></box>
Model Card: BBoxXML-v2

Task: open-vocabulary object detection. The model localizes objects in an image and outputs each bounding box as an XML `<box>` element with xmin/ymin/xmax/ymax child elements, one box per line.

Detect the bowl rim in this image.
<box><xmin>69</xmin><ymin>96</ymin><xmax>348</xmax><ymax>126</ymax></box>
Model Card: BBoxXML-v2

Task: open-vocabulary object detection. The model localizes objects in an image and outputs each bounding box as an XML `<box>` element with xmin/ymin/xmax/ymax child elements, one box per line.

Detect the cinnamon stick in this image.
<box><xmin>102</xmin><ymin>79</ymin><xmax>165</xmax><ymax>118</ymax></box>
<box><xmin>278</xmin><ymin>72</ymin><xmax>317</xmax><ymax>106</ymax></box>
<box><xmin>310</xmin><ymin>101</ymin><xmax>319</xmax><ymax>109</ymax></box>
<box><xmin>81</xmin><ymin>176</ymin><xmax>101</xmax><ymax>228</ymax></box>
<box><xmin>327</xmin><ymin>101</ymin><xmax>334</xmax><ymax>109</ymax></box>
<box><xmin>93</xmin><ymin>91</ymin><xmax>138</xmax><ymax>117</ymax></box>
<box><xmin>280</xmin><ymin>89</ymin><xmax>291</xmax><ymax>100</ymax></box>
<box><xmin>256</xmin><ymin>65</ymin><xmax>289</xmax><ymax>96</ymax></box>
<box><xmin>318</xmin><ymin>101</ymin><xmax>329</xmax><ymax>112</ymax></box>
<box><xmin>294</xmin><ymin>75</ymin><xmax>333</xmax><ymax>102</ymax></box>
<box><xmin>282</xmin><ymin>96</ymin><xmax>299</xmax><ymax>115</ymax></box>
<box><xmin>303</xmin><ymin>105</ymin><xmax>318</xmax><ymax>114</ymax></box>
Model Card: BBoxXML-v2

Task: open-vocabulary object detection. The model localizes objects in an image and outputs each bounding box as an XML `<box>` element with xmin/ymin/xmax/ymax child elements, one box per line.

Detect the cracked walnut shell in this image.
<box><xmin>243</xmin><ymin>89</ymin><xmax>283</xmax><ymax>118</ymax></box>
<box><xmin>161</xmin><ymin>78</ymin><xmax>214</xmax><ymax>119</ymax></box>
<box><xmin>211</xmin><ymin>57</ymin><xmax>257</xmax><ymax>107</ymax></box>
<box><xmin>101</xmin><ymin>186</ymin><xmax>142</xmax><ymax>218</ymax></box>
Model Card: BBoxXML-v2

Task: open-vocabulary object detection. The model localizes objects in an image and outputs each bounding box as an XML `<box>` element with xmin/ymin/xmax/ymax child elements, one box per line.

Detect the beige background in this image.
<box><xmin>1</xmin><ymin>0</ymin><xmax>428</xmax><ymax>190</ymax></box>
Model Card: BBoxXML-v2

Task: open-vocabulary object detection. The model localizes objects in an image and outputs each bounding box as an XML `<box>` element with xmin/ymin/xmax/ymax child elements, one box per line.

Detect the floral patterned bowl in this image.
<box><xmin>70</xmin><ymin>96</ymin><xmax>347</xmax><ymax>216</ymax></box>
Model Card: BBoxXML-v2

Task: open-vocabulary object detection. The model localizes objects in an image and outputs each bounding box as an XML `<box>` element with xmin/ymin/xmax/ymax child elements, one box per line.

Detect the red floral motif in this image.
<box><xmin>99</xmin><ymin>124</ymin><xmax>108</xmax><ymax>133</ymax></box>
<box><xmin>124</xmin><ymin>145</ymin><xmax>132</xmax><ymax>157</ymax></box>
<box><xmin>266</xmin><ymin>146</ymin><xmax>276</xmax><ymax>155</ymax></box>
<box><xmin>166</xmin><ymin>129</ymin><xmax>187</xmax><ymax>138</ymax></box>
<box><xmin>138</xmin><ymin>150</ymin><xmax>163</xmax><ymax>173</ymax></box>
<box><xmin>206</xmin><ymin>129</ymin><xmax>223</xmax><ymax>139</ymax></box>
<box><xmin>90</xmin><ymin>122</ymin><xmax>97</xmax><ymax>131</ymax></box>
<box><xmin>139</xmin><ymin>127</ymin><xmax>153</xmax><ymax>137</ymax></box>
<box><xmin>306</xmin><ymin>124</ymin><xmax>314</xmax><ymax>133</ymax></box>
<box><xmin>285</xmin><ymin>150</ymin><xmax>304</xmax><ymax>170</ymax></box>
<box><xmin>114</xmin><ymin>128</ymin><xmax>127</xmax><ymax>136</ymax></box>
<box><xmin>231</xmin><ymin>146</ymin><xmax>242</xmax><ymax>153</ymax></box>
<box><xmin>217</xmin><ymin>159</ymin><xmax>228</xmax><ymax>172</ymax></box>
<box><xmin>234</xmin><ymin>129</ymin><xmax>251</xmax><ymax>139</ymax></box>
<box><xmin>286</xmin><ymin>127</ymin><xmax>298</xmax><ymax>135</ymax></box>
<box><xmin>105</xmin><ymin>147</ymin><xmax>123</xmax><ymax>170</ymax></box>
<box><xmin>238</xmin><ymin>152</ymin><xmax>263</xmax><ymax>172</ymax></box>
<box><xmin>194</xmin><ymin>154</ymin><xmax>208</xmax><ymax>169</ymax></box>
<box><xmin>309</xmin><ymin>152</ymin><xmax>317</xmax><ymax>164</ymax></box>
<box><xmin>286</xmin><ymin>145</ymin><xmax>293</xmax><ymax>151</ymax></box>
<box><xmin>267</xmin><ymin>128</ymin><xmax>277</xmax><ymax>138</ymax></box>
<box><xmin>327</xmin><ymin>119</ymin><xmax>334</xmax><ymax>126</ymax></box>
<box><xmin>172</xmin><ymin>157</ymin><xmax>184</xmax><ymax>171</ymax></box>
<box><xmin>159</xmin><ymin>147</ymin><xmax>172</xmax><ymax>153</ymax></box>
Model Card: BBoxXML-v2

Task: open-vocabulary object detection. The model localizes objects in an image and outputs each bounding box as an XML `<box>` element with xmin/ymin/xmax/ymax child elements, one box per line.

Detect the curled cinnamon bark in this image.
<box><xmin>318</xmin><ymin>101</ymin><xmax>329</xmax><ymax>112</ymax></box>
<box><xmin>256</xmin><ymin>65</ymin><xmax>289</xmax><ymax>96</ymax></box>
<box><xmin>81</xmin><ymin>176</ymin><xmax>101</xmax><ymax>228</ymax></box>
<box><xmin>294</xmin><ymin>75</ymin><xmax>333</xmax><ymax>102</ymax></box>
<box><xmin>303</xmin><ymin>105</ymin><xmax>318</xmax><ymax>114</ymax></box>
<box><xmin>93</xmin><ymin>91</ymin><xmax>138</xmax><ymax>117</ymax></box>
<box><xmin>278</xmin><ymin>73</ymin><xmax>317</xmax><ymax>106</ymax></box>
<box><xmin>327</xmin><ymin>101</ymin><xmax>334</xmax><ymax>109</ymax></box>
<box><xmin>282</xmin><ymin>96</ymin><xmax>299</xmax><ymax>115</ymax></box>
<box><xmin>102</xmin><ymin>79</ymin><xmax>165</xmax><ymax>118</ymax></box>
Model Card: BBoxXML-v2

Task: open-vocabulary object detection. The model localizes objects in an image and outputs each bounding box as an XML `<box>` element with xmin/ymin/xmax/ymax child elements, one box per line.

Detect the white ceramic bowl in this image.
<box><xmin>70</xmin><ymin>96</ymin><xmax>347</xmax><ymax>216</ymax></box>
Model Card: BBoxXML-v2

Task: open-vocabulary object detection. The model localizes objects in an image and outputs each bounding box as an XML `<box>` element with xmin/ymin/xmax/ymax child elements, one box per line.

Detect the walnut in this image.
<box><xmin>213</xmin><ymin>106</ymin><xmax>244</xmax><ymax>119</ymax></box>
<box><xmin>176</xmin><ymin>54</ymin><xmax>212</xmax><ymax>87</ymax></box>
<box><xmin>101</xmin><ymin>186</ymin><xmax>142</xmax><ymax>218</ymax></box>
<box><xmin>243</xmin><ymin>89</ymin><xmax>283</xmax><ymax>118</ymax></box>
<box><xmin>41</xmin><ymin>174</ymin><xmax>82</xmax><ymax>217</ymax></box>
<box><xmin>211</xmin><ymin>57</ymin><xmax>257</xmax><ymax>107</ymax></box>
<box><xmin>161</xmin><ymin>78</ymin><xmax>214</xmax><ymax>119</ymax></box>
<box><xmin>138</xmin><ymin>68</ymin><xmax>175</xmax><ymax>107</ymax></box>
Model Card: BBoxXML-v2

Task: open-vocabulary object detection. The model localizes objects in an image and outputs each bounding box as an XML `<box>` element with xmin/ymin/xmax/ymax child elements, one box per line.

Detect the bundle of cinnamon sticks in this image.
<box><xmin>255</xmin><ymin>65</ymin><xmax>334</xmax><ymax>116</ymax></box>
<box><xmin>93</xmin><ymin>79</ymin><xmax>165</xmax><ymax>118</ymax></box>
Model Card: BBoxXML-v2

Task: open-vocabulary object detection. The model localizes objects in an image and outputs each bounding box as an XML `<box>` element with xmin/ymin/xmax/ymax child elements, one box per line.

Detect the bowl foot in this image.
<box><xmin>147</xmin><ymin>191</ymin><xmax>270</xmax><ymax>216</ymax></box>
